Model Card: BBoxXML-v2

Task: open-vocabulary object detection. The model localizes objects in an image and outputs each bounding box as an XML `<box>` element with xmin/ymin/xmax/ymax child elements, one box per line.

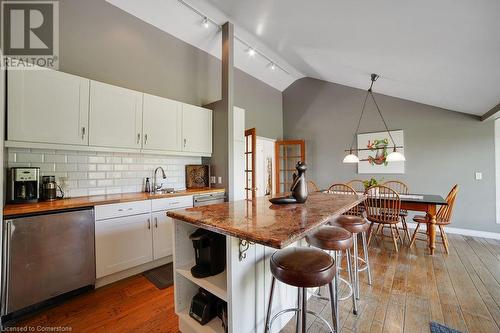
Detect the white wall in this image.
<box><xmin>7</xmin><ymin>148</ymin><xmax>201</xmax><ymax>198</ymax></box>
<box><xmin>256</xmin><ymin>137</ymin><xmax>276</xmax><ymax>197</ymax></box>
<box><xmin>496</xmin><ymin>119</ymin><xmax>500</xmax><ymax>224</ymax></box>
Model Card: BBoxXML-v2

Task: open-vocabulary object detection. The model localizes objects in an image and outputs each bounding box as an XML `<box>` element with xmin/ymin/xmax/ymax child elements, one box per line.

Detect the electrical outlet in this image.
<box><xmin>210</xmin><ymin>176</ymin><xmax>216</xmax><ymax>184</ymax></box>
<box><xmin>475</xmin><ymin>172</ymin><xmax>482</xmax><ymax>180</ymax></box>
<box><xmin>217</xmin><ymin>176</ymin><xmax>222</xmax><ymax>184</ymax></box>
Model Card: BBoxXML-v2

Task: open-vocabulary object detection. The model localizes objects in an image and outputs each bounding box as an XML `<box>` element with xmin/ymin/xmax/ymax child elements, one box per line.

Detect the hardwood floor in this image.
<box><xmin>14</xmin><ymin>275</ymin><xmax>179</xmax><ymax>333</ymax></box>
<box><xmin>14</xmin><ymin>234</ymin><xmax>500</xmax><ymax>333</ymax></box>
<box><xmin>283</xmin><ymin>234</ymin><xmax>500</xmax><ymax>333</ymax></box>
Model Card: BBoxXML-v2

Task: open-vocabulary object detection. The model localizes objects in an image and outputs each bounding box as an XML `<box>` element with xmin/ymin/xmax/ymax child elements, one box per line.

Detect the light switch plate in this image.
<box><xmin>475</xmin><ymin>172</ymin><xmax>482</xmax><ymax>180</ymax></box>
<box><xmin>210</xmin><ymin>176</ymin><xmax>216</xmax><ymax>184</ymax></box>
<box><xmin>217</xmin><ymin>176</ymin><xmax>222</xmax><ymax>184</ymax></box>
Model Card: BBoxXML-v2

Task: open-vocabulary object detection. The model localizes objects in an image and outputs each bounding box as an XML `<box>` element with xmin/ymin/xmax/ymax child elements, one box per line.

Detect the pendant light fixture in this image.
<box><xmin>343</xmin><ymin>74</ymin><xmax>406</xmax><ymax>163</ymax></box>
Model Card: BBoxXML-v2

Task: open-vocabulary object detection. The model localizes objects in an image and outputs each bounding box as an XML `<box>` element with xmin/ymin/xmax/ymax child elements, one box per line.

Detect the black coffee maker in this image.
<box><xmin>190</xmin><ymin>229</ymin><xmax>226</xmax><ymax>278</ymax></box>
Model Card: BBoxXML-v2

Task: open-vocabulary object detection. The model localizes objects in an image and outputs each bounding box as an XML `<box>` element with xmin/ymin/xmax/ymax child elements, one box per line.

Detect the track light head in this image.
<box><xmin>247</xmin><ymin>48</ymin><xmax>256</xmax><ymax>57</ymax></box>
<box><xmin>202</xmin><ymin>17</ymin><xmax>209</xmax><ymax>28</ymax></box>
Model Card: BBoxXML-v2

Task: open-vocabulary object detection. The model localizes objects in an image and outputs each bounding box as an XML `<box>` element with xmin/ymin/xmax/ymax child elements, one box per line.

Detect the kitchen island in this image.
<box><xmin>167</xmin><ymin>192</ymin><xmax>365</xmax><ymax>333</ymax></box>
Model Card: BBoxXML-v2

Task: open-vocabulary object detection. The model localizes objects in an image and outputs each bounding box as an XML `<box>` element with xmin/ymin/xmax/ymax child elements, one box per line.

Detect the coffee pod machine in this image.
<box><xmin>189</xmin><ymin>229</ymin><xmax>226</xmax><ymax>278</ymax></box>
<box><xmin>9</xmin><ymin>167</ymin><xmax>40</xmax><ymax>203</ymax></box>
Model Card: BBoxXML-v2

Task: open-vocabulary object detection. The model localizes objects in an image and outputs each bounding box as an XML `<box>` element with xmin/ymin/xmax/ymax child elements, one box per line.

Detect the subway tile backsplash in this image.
<box><xmin>7</xmin><ymin>148</ymin><xmax>201</xmax><ymax>198</ymax></box>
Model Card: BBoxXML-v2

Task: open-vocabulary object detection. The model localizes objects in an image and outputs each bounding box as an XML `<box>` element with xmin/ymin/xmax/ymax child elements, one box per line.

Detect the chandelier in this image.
<box><xmin>343</xmin><ymin>74</ymin><xmax>406</xmax><ymax>163</ymax></box>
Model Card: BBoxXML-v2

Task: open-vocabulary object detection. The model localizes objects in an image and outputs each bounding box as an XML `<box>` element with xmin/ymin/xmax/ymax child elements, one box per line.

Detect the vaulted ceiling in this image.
<box><xmin>108</xmin><ymin>0</ymin><xmax>500</xmax><ymax>116</ymax></box>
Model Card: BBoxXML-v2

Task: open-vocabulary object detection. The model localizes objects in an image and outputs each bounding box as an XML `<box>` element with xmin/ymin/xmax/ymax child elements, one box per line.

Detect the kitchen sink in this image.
<box><xmin>149</xmin><ymin>189</ymin><xmax>178</xmax><ymax>196</ymax></box>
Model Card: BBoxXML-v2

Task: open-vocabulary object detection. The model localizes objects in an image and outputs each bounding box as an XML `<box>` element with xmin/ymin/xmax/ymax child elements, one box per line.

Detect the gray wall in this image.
<box><xmin>283</xmin><ymin>77</ymin><xmax>498</xmax><ymax>233</ymax></box>
<box><xmin>58</xmin><ymin>0</ymin><xmax>283</xmax><ymax>139</ymax></box>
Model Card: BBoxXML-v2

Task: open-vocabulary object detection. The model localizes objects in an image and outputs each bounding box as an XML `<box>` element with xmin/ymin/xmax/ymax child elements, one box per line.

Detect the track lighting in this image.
<box><xmin>177</xmin><ymin>0</ymin><xmax>290</xmax><ymax>76</ymax></box>
<box><xmin>247</xmin><ymin>48</ymin><xmax>256</xmax><ymax>57</ymax></box>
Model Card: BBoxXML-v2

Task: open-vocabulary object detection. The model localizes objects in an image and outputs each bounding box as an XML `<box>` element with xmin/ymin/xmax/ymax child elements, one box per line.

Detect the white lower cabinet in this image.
<box><xmin>95</xmin><ymin>212</ymin><xmax>153</xmax><ymax>278</ymax></box>
<box><xmin>95</xmin><ymin>197</ymin><xmax>196</xmax><ymax>279</ymax></box>
<box><xmin>152</xmin><ymin>211</ymin><xmax>174</xmax><ymax>260</ymax></box>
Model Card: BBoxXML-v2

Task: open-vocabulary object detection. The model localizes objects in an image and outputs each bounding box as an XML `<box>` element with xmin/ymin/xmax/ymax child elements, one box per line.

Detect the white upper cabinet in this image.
<box><xmin>7</xmin><ymin>66</ymin><xmax>212</xmax><ymax>157</ymax></box>
<box><xmin>7</xmin><ymin>67</ymin><xmax>90</xmax><ymax>145</ymax></box>
<box><xmin>89</xmin><ymin>81</ymin><xmax>143</xmax><ymax>149</ymax></box>
<box><xmin>142</xmin><ymin>94</ymin><xmax>182</xmax><ymax>152</ymax></box>
<box><xmin>182</xmin><ymin>104</ymin><xmax>212</xmax><ymax>154</ymax></box>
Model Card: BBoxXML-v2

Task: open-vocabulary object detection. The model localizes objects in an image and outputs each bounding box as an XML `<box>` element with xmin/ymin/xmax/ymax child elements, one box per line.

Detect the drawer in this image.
<box><xmin>95</xmin><ymin>200</ymin><xmax>151</xmax><ymax>221</ymax></box>
<box><xmin>151</xmin><ymin>195</ymin><xmax>193</xmax><ymax>212</ymax></box>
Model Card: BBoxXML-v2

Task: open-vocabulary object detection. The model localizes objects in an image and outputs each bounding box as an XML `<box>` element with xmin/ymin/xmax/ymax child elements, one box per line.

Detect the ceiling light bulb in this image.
<box><xmin>202</xmin><ymin>17</ymin><xmax>209</xmax><ymax>28</ymax></box>
<box><xmin>386</xmin><ymin>150</ymin><xmax>406</xmax><ymax>162</ymax></box>
<box><xmin>269</xmin><ymin>63</ymin><xmax>276</xmax><ymax>70</ymax></box>
<box><xmin>343</xmin><ymin>153</ymin><xmax>359</xmax><ymax>164</ymax></box>
<box><xmin>247</xmin><ymin>48</ymin><xmax>256</xmax><ymax>57</ymax></box>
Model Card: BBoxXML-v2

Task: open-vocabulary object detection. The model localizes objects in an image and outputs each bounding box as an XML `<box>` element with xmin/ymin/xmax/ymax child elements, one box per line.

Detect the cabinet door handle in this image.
<box><xmin>137</xmin><ymin>133</ymin><xmax>141</xmax><ymax>144</ymax></box>
<box><xmin>155</xmin><ymin>217</ymin><xmax>158</xmax><ymax>228</ymax></box>
<box><xmin>147</xmin><ymin>218</ymin><xmax>151</xmax><ymax>230</ymax></box>
<box><xmin>144</xmin><ymin>134</ymin><xmax>148</xmax><ymax>145</ymax></box>
<box><xmin>82</xmin><ymin>127</ymin><xmax>86</xmax><ymax>140</ymax></box>
<box><xmin>183</xmin><ymin>138</ymin><xmax>187</xmax><ymax>148</ymax></box>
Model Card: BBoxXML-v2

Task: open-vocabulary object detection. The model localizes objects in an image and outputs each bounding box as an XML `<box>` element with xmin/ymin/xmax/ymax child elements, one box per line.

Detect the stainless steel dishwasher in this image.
<box><xmin>193</xmin><ymin>192</ymin><xmax>226</xmax><ymax>206</ymax></box>
<box><xmin>2</xmin><ymin>208</ymin><xmax>95</xmax><ymax>316</ymax></box>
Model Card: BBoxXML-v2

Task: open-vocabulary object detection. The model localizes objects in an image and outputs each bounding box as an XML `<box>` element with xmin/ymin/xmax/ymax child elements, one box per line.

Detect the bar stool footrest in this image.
<box><xmin>268</xmin><ymin>307</ymin><xmax>334</xmax><ymax>333</ymax></box>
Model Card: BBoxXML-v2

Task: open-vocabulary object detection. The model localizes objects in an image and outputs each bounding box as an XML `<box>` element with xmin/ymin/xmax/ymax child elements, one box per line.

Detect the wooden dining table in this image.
<box><xmin>396</xmin><ymin>193</ymin><xmax>448</xmax><ymax>255</ymax></box>
<box><xmin>340</xmin><ymin>191</ymin><xmax>448</xmax><ymax>255</ymax></box>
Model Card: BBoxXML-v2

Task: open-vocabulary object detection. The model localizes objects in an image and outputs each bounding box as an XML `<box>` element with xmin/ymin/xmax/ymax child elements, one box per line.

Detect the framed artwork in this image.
<box><xmin>185</xmin><ymin>164</ymin><xmax>210</xmax><ymax>188</ymax></box>
<box><xmin>357</xmin><ymin>130</ymin><xmax>405</xmax><ymax>174</ymax></box>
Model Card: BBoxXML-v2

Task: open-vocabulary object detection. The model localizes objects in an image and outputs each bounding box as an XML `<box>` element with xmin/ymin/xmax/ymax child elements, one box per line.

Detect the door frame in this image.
<box><xmin>274</xmin><ymin>140</ymin><xmax>306</xmax><ymax>194</ymax></box>
<box><xmin>496</xmin><ymin>119</ymin><xmax>500</xmax><ymax>224</ymax></box>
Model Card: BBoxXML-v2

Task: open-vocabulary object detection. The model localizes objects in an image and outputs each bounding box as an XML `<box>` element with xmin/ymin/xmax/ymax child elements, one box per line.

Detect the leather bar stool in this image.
<box><xmin>265</xmin><ymin>247</ymin><xmax>337</xmax><ymax>333</ymax></box>
<box><xmin>306</xmin><ymin>225</ymin><xmax>355</xmax><ymax>329</ymax></box>
<box><xmin>331</xmin><ymin>215</ymin><xmax>372</xmax><ymax>303</ymax></box>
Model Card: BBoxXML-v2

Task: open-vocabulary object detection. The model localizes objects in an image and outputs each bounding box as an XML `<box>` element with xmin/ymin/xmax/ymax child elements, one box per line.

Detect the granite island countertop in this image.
<box><xmin>167</xmin><ymin>192</ymin><xmax>365</xmax><ymax>248</ymax></box>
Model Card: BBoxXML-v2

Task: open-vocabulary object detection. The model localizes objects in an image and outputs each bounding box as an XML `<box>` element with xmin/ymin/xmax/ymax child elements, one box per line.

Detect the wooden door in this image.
<box><xmin>89</xmin><ymin>81</ymin><xmax>143</xmax><ymax>149</ymax></box>
<box><xmin>275</xmin><ymin>140</ymin><xmax>306</xmax><ymax>194</ymax></box>
<box><xmin>8</xmin><ymin>67</ymin><xmax>90</xmax><ymax>145</ymax></box>
<box><xmin>182</xmin><ymin>104</ymin><xmax>212</xmax><ymax>154</ymax></box>
<box><xmin>143</xmin><ymin>93</ymin><xmax>182</xmax><ymax>152</ymax></box>
<box><xmin>245</xmin><ymin>128</ymin><xmax>256</xmax><ymax>201</ymax></box>
<box><xmin>95</xmin><ymin>213</ymin><xmax>153</xmax><ymax>278</ymax></box>
<box><xmin>152</xmin><ymin>211</ymin><xmax>174</xmax><ymax>260</ymax></box>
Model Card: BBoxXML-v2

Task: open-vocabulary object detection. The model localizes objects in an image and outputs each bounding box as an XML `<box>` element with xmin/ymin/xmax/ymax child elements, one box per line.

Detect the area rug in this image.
<box><xmin>143</xmin><ymin>263</ymin><xmax>173</xmax><ymax>289</ymax></box>
<box><xmin>430</xmin><ymin>321</ymin><xmax>462</xmax><ymax>333</ymax></box>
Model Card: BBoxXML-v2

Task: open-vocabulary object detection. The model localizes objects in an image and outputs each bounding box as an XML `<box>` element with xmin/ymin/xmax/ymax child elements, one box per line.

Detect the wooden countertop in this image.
<box><xmin>3</xmin><ymin>188</ymin><xmax>225</xmax><ymax>218</ymax></box>
<box><xmin>167</xmin><ymin>192</ymin><xmax>365</xmax><ymax>249</ymax></box>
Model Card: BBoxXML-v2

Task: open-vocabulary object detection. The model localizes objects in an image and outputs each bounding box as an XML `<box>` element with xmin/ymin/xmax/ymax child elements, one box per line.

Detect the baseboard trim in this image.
<box><xmin>406</xmin><ymin>222</ymin><xmax>500</xmax><ymax>240</ymax></box>
<box><xmin>95</xmin><ymin>256</ymin><xmax>172</xmax><ymax>288</ymax></box>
